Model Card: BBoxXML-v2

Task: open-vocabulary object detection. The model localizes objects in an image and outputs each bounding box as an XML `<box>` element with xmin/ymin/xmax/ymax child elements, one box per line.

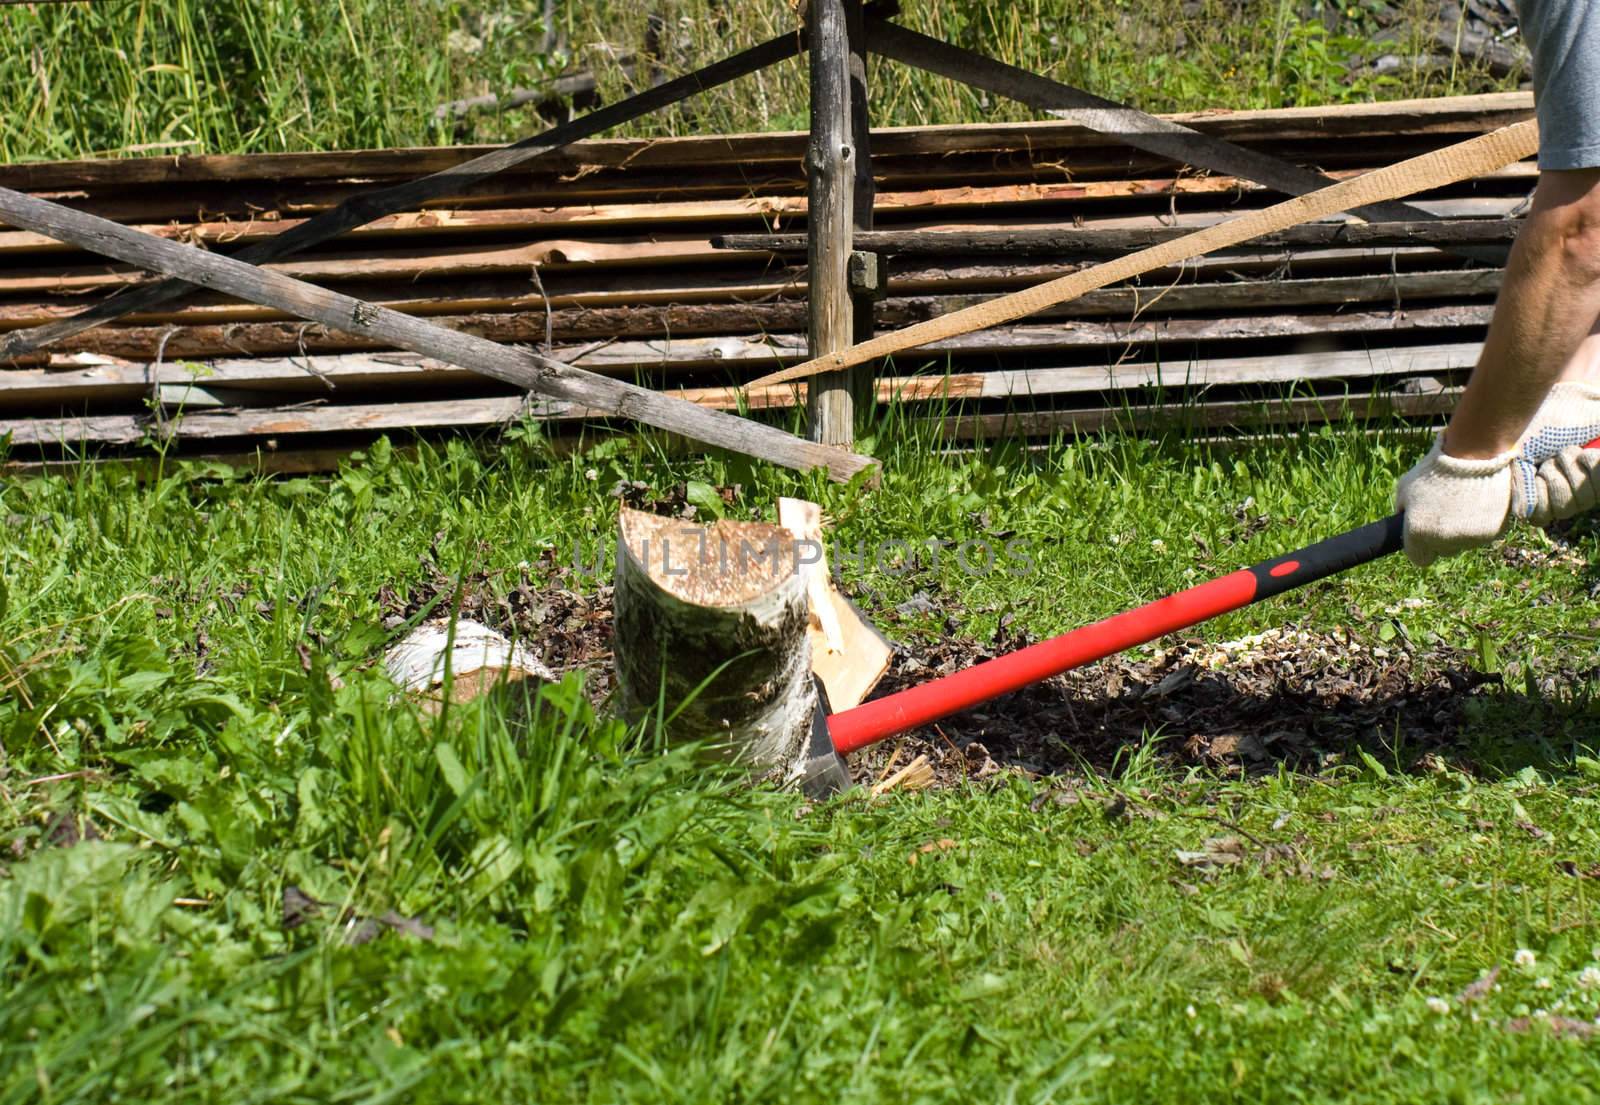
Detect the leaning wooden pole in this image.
<box><xmin>0</xmin><ymin>185</ymin><xmax>876</xmax><ymax>482</ymax></box>
<box><xmin>806</xmin><ymin>0</ymin><xmax>859</xmax><ymax>446</ymax></box>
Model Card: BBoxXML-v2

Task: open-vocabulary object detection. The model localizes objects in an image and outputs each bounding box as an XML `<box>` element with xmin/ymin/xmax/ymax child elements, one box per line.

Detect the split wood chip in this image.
<box><xmin>1174</xmin><ymin>835</ymin><xmax>1248</xmax><ymax>869</ymax></box>
<box><xmin>908</xmin><ymin>838</ymin><xmax>958</xmax><ymax>865</ymax></box>
<box><xmin>778</xmin><ymin>497</ymin><xmax>843</xmax><ymax>651</ymax></box>
<box><xmin>870</xmin><ymin>754</ymin><xmax>935</xmax><ymax>797</ymax></box>
<box><xmin>777</xmin><ymin>496</ymin><xmax>892</xmax><ymax>711</ymax></box>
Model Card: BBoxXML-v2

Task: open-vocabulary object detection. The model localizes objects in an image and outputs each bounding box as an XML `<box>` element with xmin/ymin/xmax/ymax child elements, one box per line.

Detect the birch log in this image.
<box><xmin>613</xmin><ymin>507</ymin><xmax>816</xmax><ymax>778</ymax></box>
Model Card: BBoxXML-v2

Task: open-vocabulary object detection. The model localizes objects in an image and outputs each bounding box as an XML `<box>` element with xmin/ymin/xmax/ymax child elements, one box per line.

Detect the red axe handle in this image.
<box><xmin>827</xmin><ymin>514</ymin><xmax>1400</xmax><ymax>754</ymax></box>
<box><xmin>827</xmin><ymin>435</ymin><xmax>1600</xmax><ymax>755</ymax></box>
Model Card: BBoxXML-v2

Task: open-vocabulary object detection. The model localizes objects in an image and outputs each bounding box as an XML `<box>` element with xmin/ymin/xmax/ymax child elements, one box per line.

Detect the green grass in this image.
<box><xmin>0</xmin><ymin>0</ymin><xmax>1523</xmax><ymax>161</ymax></box>
<box><xmin>0</xmin><ymin>2</ymin><xmax>1580</xmax><ymax>1097</ymax></box>
<box><xmin>4</xmin><ymin>421</ymin><xmax>1600</xmax><ymax>1100</ymax></box>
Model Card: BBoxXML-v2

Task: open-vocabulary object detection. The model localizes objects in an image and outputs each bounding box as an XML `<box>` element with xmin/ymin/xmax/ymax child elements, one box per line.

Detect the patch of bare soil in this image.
<box><xmin>382</xmin><ymin>558</ymin><xmax>1585</xmax><ymax>790</ymax></box>
<box><xmin>851</xmin><ymin>626</ymin><xmax>1509</xmax><ymax>788</ymax></box>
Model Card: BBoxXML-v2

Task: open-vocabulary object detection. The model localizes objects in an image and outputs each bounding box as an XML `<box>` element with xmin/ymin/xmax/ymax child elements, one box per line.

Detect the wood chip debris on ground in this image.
<box><xmin>378</xmin><ymin>556</ymin><xmax>1568</xmax><ymax>790</ymax></box>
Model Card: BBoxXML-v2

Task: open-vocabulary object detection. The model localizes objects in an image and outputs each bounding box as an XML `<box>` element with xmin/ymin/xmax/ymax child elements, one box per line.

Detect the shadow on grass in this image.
<box><xmin>850</xmin><ymin>634</ymin><xmax>1600</xmax><ymax>787</ymax></box>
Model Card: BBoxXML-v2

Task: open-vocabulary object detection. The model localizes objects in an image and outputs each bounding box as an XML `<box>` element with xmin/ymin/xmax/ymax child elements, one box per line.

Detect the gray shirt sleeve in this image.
<box><xmin>1517</xmin><ymin>0</ymin><xmax>1600</xmax><ymax>169</ymax></box>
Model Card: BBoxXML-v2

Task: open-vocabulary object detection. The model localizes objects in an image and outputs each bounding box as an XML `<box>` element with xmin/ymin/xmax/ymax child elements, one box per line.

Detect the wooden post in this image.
<box><xmin>806</xmin><ymin>0</ymin><xmax>858</xmax><ymax>446</ymax></box>
<box><xmin>846</xmin><ymin>0</ymin><xmax>879</xmax><ymax>418</ymax></box>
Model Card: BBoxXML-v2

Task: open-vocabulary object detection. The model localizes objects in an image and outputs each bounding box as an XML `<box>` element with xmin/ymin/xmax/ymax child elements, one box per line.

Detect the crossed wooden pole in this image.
<box><xmin>0</xmin><ymin>3</ymin><xmax>1534</xmax><ymax>471</ymax></box>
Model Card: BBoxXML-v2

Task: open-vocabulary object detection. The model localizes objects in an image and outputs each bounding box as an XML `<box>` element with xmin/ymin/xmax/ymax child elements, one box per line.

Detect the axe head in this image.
<box><xmin>797</xmin><ymin>675</ymin><xmax>852</xmax><ymax>798</ymax></box>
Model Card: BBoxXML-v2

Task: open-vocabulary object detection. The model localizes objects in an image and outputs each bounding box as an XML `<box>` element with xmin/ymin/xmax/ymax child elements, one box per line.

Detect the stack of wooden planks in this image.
<box><xmin>0</xmin><ymin>91</ymin><xmax>1534</xmax><ymax>471</ymax></box>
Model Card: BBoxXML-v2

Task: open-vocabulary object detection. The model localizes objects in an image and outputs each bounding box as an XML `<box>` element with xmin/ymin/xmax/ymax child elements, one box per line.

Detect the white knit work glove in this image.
<box><xmin>1395</xmin><ymin>382</ymin><xmax>1600</xmax><ymax>567</ymax></box>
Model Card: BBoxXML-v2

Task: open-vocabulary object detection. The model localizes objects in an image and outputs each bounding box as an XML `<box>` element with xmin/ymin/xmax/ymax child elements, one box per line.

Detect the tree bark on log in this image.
<box><xmin>385</xmin><ymin>618</ymin><xmax>555</xmax><ymax>712</ymax></box>
<box><xmin>612</xmin><ymin>508</ymin><xmax>816</xmax><ymax>778</ymax></box>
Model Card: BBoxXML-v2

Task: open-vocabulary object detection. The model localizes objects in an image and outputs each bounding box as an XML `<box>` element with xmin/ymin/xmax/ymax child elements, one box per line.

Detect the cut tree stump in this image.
<box><xmin>613</xmin><ymin>507</ymin><xmax>816</xmax><ymax>778</ymax></box>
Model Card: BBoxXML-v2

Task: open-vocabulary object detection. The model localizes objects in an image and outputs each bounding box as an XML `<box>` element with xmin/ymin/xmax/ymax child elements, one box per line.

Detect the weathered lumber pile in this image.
<box><xmin>1360</xmin><ymin>0</ymin><xmax>1529</xmax><ymax>83</ymax></box>
<box><xmin>0</xmin><ymin>92</ymin><xmax>1533</xmax><ymax>470</ymax></box>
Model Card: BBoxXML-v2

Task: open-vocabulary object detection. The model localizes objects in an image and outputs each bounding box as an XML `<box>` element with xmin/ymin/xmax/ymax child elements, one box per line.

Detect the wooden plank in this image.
<box><xmin>0</xmin><ymin>211</ymin><xmax>1497</xmax><ymax>302</ymax></box>
<box><xmin>932</xmin><ymin>389</ymin><xmax>1462</xmax><ymax>441</ymax></box>
<box><xmin>15</xmin><ymin>134</ymin><xmax>1530</xmax><ymax>235</ymax></box>
<box><xmin>0</xmin><ymin>314</ymin><xmax>1500</xmax><ymax>410</ymax></box>
<box><xmin>806</xmin><ymin>0</ymin><xmax>859</xmax><ymax>446</ymax></box>
<box><xmin>868</xmin><ymin>20</ymin><xmax>1510</xmax><ymax>265</ymax></box>
<box><xmin>2</xmin><ymin>397</ymin><xmax>535</xmax><ymax>447</ymax></box>
<box><xmin>0</xmin><ymin>28</ymin><xmax>809</xmax><ymax>361</ymax></box>
<box><xmin>0</xmin><ymin>259</ymin><xmax>1504</xmax><ymax>337</ymax></box>
<box><xmin>0</xmin><ymin>237</ymin><xmax>770</xmax><ymax>296</ymax></box>
<box><xmin>877</xmin><ymin>269</ymin><xmax>1504</xmax><ymax>328</ymax></box>
<box><xmin>0</xmin><ymin>352</ymin><xmax>436</xmax><ymax>407</ymax></box>
<box><xmin>0</xmin><ymin>171</ymin><xmax>1532</xmax><ymax>261</ymax></box>
<box><xmin>0</xmin><ymin>187</ymin><xmax>875</xmax><ymax>482</ymax></box>
<box><xmin>2</xmin><ymin>341</ymin><xmax>1487</xmax><ymax>445</ymax></box>
<box><xmin>0</xmin><ymin>446</ymin><xmax>421</xmax><ymax>478</ymax></box>
<box><xmin>703</xmin><ymin>342</ymin><xmax>1486</xmax><ymax>407</ymax></box>
<box><xmin>0</xmin><ymin>270</ymin><xmax>1500</xmax><ymax>366</ymax></box>
<box><xmin>715</xmin><ymin>219</ymin><xmax>1525</xmax><ymax>256</ymax></box>
<box><xmin>0</xmin><ymin>93</ymin><xmax>1532</xmax><ymax>192</ymax></box>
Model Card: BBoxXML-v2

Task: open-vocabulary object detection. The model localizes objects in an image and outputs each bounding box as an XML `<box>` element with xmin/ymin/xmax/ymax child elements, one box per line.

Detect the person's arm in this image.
<box><xmin>1445</xmin><ymin>169</ymin><xmax>1600</xmax><ymax>458</ymax></box>
<box><xmin>1395</xmin><ymin>169</ymin><xmax>1600</xmax><ymax>566</ymax></box>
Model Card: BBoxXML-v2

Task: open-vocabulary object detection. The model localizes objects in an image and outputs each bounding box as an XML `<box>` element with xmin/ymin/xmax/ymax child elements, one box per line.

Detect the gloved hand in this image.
<box><xmin>1396</xmin><ymin>381</ymin><xmax>1600</xmax><ymax>566</ymax></box>
<box><xmin>1526</xmin><ymin>447</ymin><xmax>1600</xmax><ymax>526</ymax></box>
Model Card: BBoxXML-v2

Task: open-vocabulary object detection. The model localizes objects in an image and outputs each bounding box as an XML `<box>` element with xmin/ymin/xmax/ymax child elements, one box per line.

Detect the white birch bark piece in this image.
<box><xmin>385</xmin><ymin>619</ymin><xmax>554</xmax><ymax>707</ymax></box>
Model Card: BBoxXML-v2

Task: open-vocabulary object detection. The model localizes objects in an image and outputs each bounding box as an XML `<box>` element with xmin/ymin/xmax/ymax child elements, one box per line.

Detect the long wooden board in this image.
<box><xmin>0</xmin><ymin>160</ymin><xmax>1535</xmax><ymax>262</ymax></box>
<box><xmin>715</xmin><ymin>218</ymin><xmax>1525</xmax><ymax>256</ymax></box>
<box><xmin>0</xmin><ymin>304</ymin><xmax>1499</xmax><ymax>408</ymax></box>
<box><xmin>933</xmin><ymin>389</ymin><xmax>1461</xmax><ymax>440</ymax></box>
<box><xmin>0</xmin><ymin>269</ymin><xmax>1507</xmax><ymax>358</ymax></box>
<box><xmin>0</xmin><ymin>268</ymin><xmax>1503</xmax><ymax>365</ymax></box>
<box><xmin>0</xmin><ymin>93</ymin><xmax>1531</xmax><ymax>192</ymax></box>
<box><xmin>2</xmin><ymin>341</ymin><xmax>1484</xmax><ymax>444</ymax></box>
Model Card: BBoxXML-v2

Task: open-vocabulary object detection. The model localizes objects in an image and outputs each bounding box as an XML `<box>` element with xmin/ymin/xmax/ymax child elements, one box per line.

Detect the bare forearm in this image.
<box><xmin>1446</xmin><ymin>169</ymin><xmax>1600</xmax><ymax>458</ymax></box>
